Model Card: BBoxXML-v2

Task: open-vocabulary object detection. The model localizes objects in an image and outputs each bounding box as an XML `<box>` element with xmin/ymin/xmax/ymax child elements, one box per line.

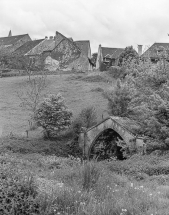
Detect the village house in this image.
<box><xmin>0</xmin><ymin>31</ymin><xmax>31</xmax><ymax>56</ymax></box>
<box><xmin>96</xmin><ymin>44</ymin><xmax>124</xmax><ymax>70</ymax></box>
<box><xmin>0</xmin><ymin>30</ymin><xmax>93</xmax><ymax>72</ymax></box>
<box><xmin>141</xmin><ymin>43</ymin><xmax>169</xmax><ymax>63</ymax></box>
<box><xmin>26</xmin><ymin>31</ymin><xmax>93</xmax><ymax>71</ymax></box>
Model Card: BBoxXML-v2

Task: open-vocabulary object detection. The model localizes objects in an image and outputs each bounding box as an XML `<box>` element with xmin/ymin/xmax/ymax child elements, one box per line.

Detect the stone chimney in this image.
<box><xmin>8</xmin><ymin>30</ymin><xmax>12</xmax><ymax>37</ymax></box>
<box><xmin>138</xmin><ymin>45</ymin><xmax>143</xmax><ymax>56</ymax></box>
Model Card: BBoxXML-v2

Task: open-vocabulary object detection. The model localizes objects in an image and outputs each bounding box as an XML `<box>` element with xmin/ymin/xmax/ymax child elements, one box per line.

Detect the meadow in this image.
<box><xmin>1</xmin><ymin>71</ymin><xmax>169</xmax><ymax>214</ymax></box>
<box><xmin>0</xmin><ymin>71</ymin><xmax>111</xmax><ymax>137</ymax></box>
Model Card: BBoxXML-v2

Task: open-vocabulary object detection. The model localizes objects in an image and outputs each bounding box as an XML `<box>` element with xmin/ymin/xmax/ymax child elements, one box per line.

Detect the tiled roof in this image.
<box><xmin>26</xmin><ymin>39</ymin><xmax>55</xmax><ymax>55</ymax></box>
<box><xmin>75</xmin><ymin>40</ymin><xmax>90</xmax><ymax>57</ymax></box>
<box><xmin>111</xmin><ymin>48</ymin><xmax>124</xmax><ymax>59</ymax></box>
<box><xmin>12</xmin><ymin>39</ymin><xmax>44</xmax><ymax>56</ymax></box>
<box><xmin>0</xmin><ymin>34</ymin><xmax>28</xmax><ymax>46</ymax></box>
<box><xmin>102</xmin><ymin>47</ymin><xmax>124</xmax><ymax>58</ymax></box>
<box><xmin>141</xmin><ymin>43</ymin><xmax>169</xmax><ymax>58</ymax></box>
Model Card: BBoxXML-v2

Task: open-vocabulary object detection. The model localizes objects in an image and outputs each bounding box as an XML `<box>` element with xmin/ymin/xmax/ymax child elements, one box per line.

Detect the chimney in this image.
<box><xmin>8</xmin><ymin>30</ymin><xmax>12</xmax><ymax>37</ymax></box>
<box><xmin>49</xmin><ymin>36</ymin><xmax>53</xmax><ymax>39</ymax></box>
<box><xmin>138</xmin><ymin>45</ymin><xmax>143</xmax><ymax>56</ymax></box>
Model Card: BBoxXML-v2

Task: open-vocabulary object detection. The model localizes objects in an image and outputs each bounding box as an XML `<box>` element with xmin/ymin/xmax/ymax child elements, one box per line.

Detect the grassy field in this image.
<box><xmin>0</xmin><ymin>71</ymin><xmax>113</xmax><ymax>137</ymax></box>
<box><xmin>1</xmin><ymin>71</ymin><xmax>169</xmax><ymax>214</ymax></box>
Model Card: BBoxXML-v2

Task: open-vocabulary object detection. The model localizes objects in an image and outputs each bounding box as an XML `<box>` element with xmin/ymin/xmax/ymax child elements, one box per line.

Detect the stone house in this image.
<box><xmin>0</xmin><ymin>30</ymin><xmax>93</xmax><ymax>72</ymax></box>
<box><xmin>25</xmin><ymin>37</ymin><xmax>55</xmax><ymax>68</ymax></box>
<box><xmin>0</xmin><ymin>32</ymin><xmax>31</xmax><ymax>56</ymax></box>
<box><xmin>96</xmin><ymin>44</ymin><xmax>124</xmax><ymax>70</ymax></box>
<box><xmin>141</xmin><ymin>43</ymin><xmax>169</xmax><ymax>63</ymax></box>
<box><xmin>26</xmin><ymin>31</ymin><xmax>93</xmax><ymax>71</ymax></box>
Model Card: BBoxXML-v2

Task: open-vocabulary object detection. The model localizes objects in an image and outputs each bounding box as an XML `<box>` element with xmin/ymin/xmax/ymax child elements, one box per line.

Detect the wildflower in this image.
<box><xmin>57</xmin><ymin>182</ymin><xmax>64</xmax><ymax>187</ymax></box>
<box><xmin>130</xmin><ymin>183</ymin><xmax>133</xmax><ymax>187</ymax></box>
<box><xmin>149</xmin><ymin>193</ymin><xmax>152</xmax><ymax>196</ymax></box>
<box><xmin>140</xmin><ymin>185</ymin><xmax>143</xmax><ymax>188</ymax></box>
<box><xmin>122</xmin><ymin>209</ymin><xmax>127</xmax><ymax>212</ymax></box>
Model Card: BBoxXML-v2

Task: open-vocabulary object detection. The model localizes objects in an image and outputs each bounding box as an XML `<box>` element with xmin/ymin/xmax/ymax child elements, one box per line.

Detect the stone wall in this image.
<box><xmin>51</xmin><ymin>38</ymin><xmax>81</xmax><ymax>70</ymax></box>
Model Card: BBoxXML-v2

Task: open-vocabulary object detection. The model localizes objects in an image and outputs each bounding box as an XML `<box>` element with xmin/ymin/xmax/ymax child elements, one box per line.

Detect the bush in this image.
<box><xmin>67</xmin><ymin>107</ymin><xmax>97</xmax><ymax>158</ymax></box>
<box><xmin>100</xmin><ymin>62</ymin><xmax>107</xmax><ymax>71</ymax></box>
<box><xmin>104</xmin><ymin>79</ymin><xmax>132</xmax><ymax>117</ymax></box>
<box><xmin>108</xmin><ymin>66</ymin><xmax>125</xmax><ymax>79</ymax></box>
<box><xmin>0</xmin><ymin>168</ymin><xmax>39</xmax><ymax>215</ymax></box>
<box><xmin>34</xmin><ymin>93</ymin><xmax>72</xmax><ymax>139</ymax></box>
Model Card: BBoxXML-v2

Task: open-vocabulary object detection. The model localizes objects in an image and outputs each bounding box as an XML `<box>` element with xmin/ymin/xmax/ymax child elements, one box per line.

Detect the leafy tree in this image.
<box><xmin>118</xmin><ymin>46</ymin><xmax>139</xmax><ymax>67</ymax></box>
<box><xmin>104</xmin><ymin>79</ymin><xmax>133</xmax><ymax>117</ymax></box>
<box><xmin>0</xmin><ymin>55</ymin><xmax>43</xmax><ymax>80</ymax></box>
<box><xmin>91</xmin><ymin>53</ymin><xmax>98</xmax><ymax>67</ymax></box>
<box><xmin>34</xmin><ymin>93</ymin><xmax>72</xmax><ymax>138</ymax></box>
<box><xmin>105</xmin><ymin>47</ymin><xmax>169</xmax><ymax>144</ymax></box>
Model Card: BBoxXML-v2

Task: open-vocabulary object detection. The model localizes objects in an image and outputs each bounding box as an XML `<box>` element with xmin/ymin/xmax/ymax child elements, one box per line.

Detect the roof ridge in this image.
<box><xmin>25</xmin><ymin>39</ymin><xmax>45</xmax><ymax>55</ymax></box>
<box><xmin>0</xmin><ymin>34</ymin><xmax>28</xmax><ymax>39</ymax></box>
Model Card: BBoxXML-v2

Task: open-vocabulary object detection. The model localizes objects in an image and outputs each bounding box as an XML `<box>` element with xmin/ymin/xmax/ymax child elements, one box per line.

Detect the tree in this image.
<box><xmin>104</xmin><ymin>79</ymin><xmax>133</xmax><ymax>117</ymax></box>
<box><xmin>0</xmin><ymin>55</ymin><xmax>43</xmax><ymax>81</ymax></box>
<box><xmin>34</xmin><ymin>93</ymin><xmax>72</xmax><ymax>138</ymax></box>
<box><xmin>18</xmin><ymin>75</ymin><xmax>47</xmax><ymax>120</ymax></box>
<box><xmin>91</xmin><ymin>53</ymin><xmax>98</xmax><ymax>67</ymax></box>
<box><xmin>105</xmin><ymin>47</ymin><xmax>169</xmax><ymax>144</ymax></box>
<box><xmin>118</xmin><ymin>46</ymin><xmax>139</xmax><ymax>67</ymax></box>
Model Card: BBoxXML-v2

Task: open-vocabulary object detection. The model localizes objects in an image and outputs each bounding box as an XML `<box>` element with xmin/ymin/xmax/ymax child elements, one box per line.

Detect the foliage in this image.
<box><xmin>2</xmin><ymin>151</ymin><xmax>169</xmax><ymax>214</ymax></box>
<box><xmin>0</xmin><ymin>55</ymin><xmax>43</xmax><ymax>81</ymax></box>
<box><xmin>0</xmin><ymin>168</ymin><xmax>39</xmax><ymax>215</ymax></box>
<box><xmin>68</xmin><ymin>107</ymin><xmax>97</xmax><ymax>158</ymax></box>
<box><xmin>108</xmin><ymin>66</ymin><xmax>126</xmax><ymax>79</ymax></box>
<box><xmin>72</xmin><ymin>106</ymin><xmax>97</xmax><ymax>135</ymax></box>
<box><xmin>100</xmin><ymin>62</ymin><xmax>107</xmax><ymax>71</ymax></box>
<box><xmin>91</xmin><ymin>53</ymin><xmax>98</xmax><ymax>67</ymax></box>
<box><xmin>118</xmin><ymin>46</ymin><xmax>139</xmax><ymax>67</ymax></box>
<box><xmin>105</xmin><ymin>48</ymin><xmax>169</xmax><ymax>143</ymax></box>
<box><xmin>125</xmin><ymin>57</ymin><xmax>169</xmax><ymax>141</ymax></box>
<box><xmin>104</xmin><ymin>79</ymin><xmax>133</xmax><ymax>117</ymax></box>
<box><xmin>34</xmin><ymin>93</ymin><xmax>72</xmax><ymax>138</ymax></box>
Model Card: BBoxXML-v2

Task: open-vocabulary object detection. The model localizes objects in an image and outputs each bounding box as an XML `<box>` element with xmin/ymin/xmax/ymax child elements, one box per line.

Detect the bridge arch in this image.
<box><xmin>88</xmin><ymin>128</ymin><xmax>125</xmax><ymax>160</ymax></box>
<box><xmin>79</xmin><ymin>116</ymin><xmax>138</xmax><ymax>159</ymax></box>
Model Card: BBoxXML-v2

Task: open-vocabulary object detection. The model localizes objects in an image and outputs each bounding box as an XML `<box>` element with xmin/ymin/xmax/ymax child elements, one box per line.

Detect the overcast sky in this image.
<box><xmin>1</xmin><ymin>0</ymin><xmax>169</xmax><ymax>53</ymax></box>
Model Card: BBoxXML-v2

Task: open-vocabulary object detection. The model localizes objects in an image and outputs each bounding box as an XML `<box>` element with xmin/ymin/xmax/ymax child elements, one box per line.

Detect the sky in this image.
<box><xmin>1</xmin><ymin>0</ymin><xmax>169</xmax><ymax>53</ymax></box>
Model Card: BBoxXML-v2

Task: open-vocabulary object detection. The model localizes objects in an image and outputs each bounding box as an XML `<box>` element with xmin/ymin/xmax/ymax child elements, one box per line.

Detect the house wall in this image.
<box><xmin>88</xmin><ymin>42</ymin><xmax>92</xmax><ymax>71</ymax></box>
<box><xmin>51</xmin><ymin>38</ymin><xmax>81</xmax><ymax>70</ymax></box>
<box><xmin>44</xmin><ymin>56</ymin><xmax>59</xmax><ymax>71</ymax></box>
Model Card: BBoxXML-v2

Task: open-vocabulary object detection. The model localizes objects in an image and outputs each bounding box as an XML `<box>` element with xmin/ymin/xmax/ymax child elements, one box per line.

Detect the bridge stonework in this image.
<box><xmin>79</xmin><ymin>116</ymin><xmax>145</xmax><ymax>158</ymax></box>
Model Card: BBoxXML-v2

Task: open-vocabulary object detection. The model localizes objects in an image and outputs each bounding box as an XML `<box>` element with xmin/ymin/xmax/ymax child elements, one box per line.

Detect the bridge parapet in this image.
<box><xmin>79</xmin><ymin>116</ymin><xmax>146</xmax><ymax>158</ymax></box>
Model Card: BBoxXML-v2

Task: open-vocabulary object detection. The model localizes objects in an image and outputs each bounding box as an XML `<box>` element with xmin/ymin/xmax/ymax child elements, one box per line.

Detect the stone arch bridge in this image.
<box><xmin>78</xmin><ymin>116</ymin><xmax>146</xmax><ymax>159</ymax></box>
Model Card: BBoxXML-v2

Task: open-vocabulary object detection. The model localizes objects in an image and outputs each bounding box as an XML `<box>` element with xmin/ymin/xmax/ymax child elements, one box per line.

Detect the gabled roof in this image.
<box><xmin>111</xmin><ymin>48</ymin><xmax>124</xmax><ymax>59</ymax></box>
<box><xmin>75</xmin><ymin>40</ymin><xmax>90</xmax><ymax>56</ymax></box>
<box><xmin>141</xmin><ymin>42</ymin><xmax>169</xmax><ymax>58</ymax></box>
<box><xmin>12</xmin><ymin>39</ymin><xmax>44</xmax><ymax>56</ymax></box>
<box><xmin>0</xmin><ymin>34</ymin><xmax>28</xmax><ymax>46</ymax></box>
<box><xmin>26</xmin><ymin>39</ymin><xmax>55</xmax><ymax>55</ymax></box>
<box><xmin>101</xmin><ymin>47</ymin><xmax>124</xmax><ymax>58</ymax></box>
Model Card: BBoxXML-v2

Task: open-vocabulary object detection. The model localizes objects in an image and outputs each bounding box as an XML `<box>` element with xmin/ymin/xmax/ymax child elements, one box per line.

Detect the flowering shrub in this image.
<box><xmin>34</xmin><ymin>93</ymin><xmax>72</xmax><ymax>138</ymax></box>
<box><xmin>0</xmin><ymin>168</ymin><xmax>39</xmax><ymax>215</ymax></box>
